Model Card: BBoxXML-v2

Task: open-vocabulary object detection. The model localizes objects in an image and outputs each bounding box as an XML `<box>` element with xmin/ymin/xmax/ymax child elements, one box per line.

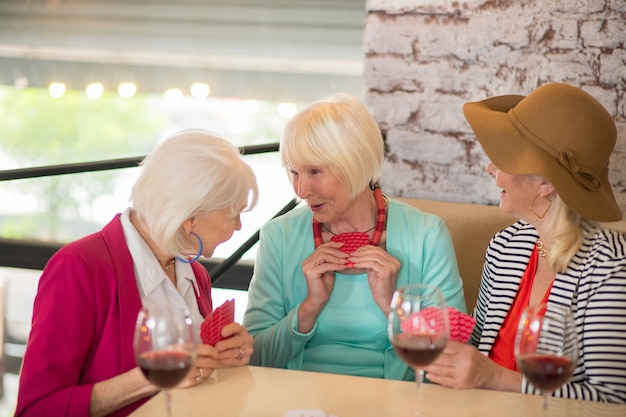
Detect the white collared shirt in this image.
<box><xmin>120</xmin><ymin>208</ymin><xmax>204</xmax><ymax>336</ymax></box>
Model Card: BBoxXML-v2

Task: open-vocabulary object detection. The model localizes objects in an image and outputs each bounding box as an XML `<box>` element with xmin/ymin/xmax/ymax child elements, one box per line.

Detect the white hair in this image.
<box><xmin>130</xmin><ymin>129</ymin><xmax>258</xmax><ymax>256</ymax></box>
<box><xmin>280</xmin><ymin>93</ymin><xmax>384</xmax><ymax>199</ymax></box>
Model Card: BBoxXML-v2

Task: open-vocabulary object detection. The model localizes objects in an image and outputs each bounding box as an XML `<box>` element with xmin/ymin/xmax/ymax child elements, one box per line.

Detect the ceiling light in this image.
<box><xmin>118</xmin><ymin>82</ymin><xmax>137</xmax><ymax>98</ymax></box>
<box><xmin>164</xmin><ymin>88</ymin><xmax>183</xmax><ymax>102</ymax></box>
<box><xmin>277</xmin><ymin>102</ymin><xmax>297</xmax><ymax>119</ymax></box>
<box><xmin>86</xmin><ymin>82</ymin><xmax>104</xmax><ymax>99</ymax></box>
<box><xmin>190</xmin><ymin>82</ymin><xmax>210</xmax><ymax>99</ymax></box>
<box><xmin>48</xmin><ymin>82</ymin><xmax>66</xmax><ymax>98</ymax></box>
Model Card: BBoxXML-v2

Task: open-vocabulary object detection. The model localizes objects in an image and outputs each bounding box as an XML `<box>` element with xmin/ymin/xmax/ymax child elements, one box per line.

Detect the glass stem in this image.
<box><xmin>543</xmin><ymin>392</ymin><xmax>548</xmax><ymax>415</ymax></box>
<box><xmin>165</xmin><ymin>389</ymin><xmax>172</xmax><ymax>417</ymax></box>
<box><xmin>415</xmin><ymin>368</ymin><xmax>425</xmax><ymax>417</ymax></box>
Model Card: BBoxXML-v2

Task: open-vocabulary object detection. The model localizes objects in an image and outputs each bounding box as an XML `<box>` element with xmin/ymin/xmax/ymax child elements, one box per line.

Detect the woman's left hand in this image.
<box><xmin>214</xmin><ymin>322</ymin><xmax>253</xmax><ymax>367</ymax></box>
<box><xmin>348</xmin><ymin>245</ymin><xmax>400</xmax><ymax>314</ymax></box>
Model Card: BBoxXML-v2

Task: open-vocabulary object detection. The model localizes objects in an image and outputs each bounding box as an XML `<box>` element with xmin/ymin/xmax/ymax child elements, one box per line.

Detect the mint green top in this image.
<box><xmin>243</xmin><ymin>199</ymin><xmax>466</xmax><ymax>381</ymax></box>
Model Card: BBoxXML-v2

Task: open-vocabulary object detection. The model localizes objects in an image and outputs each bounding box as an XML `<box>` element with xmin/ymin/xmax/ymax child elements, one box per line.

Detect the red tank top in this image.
<box><xmin>488</xmin><ymin>246</ymin><xmax>553</xmax><ymax>370</ymax></box>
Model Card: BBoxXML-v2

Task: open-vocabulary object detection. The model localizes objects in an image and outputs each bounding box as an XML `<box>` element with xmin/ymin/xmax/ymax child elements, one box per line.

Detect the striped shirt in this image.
<box><xmin>471</xmin><ymin>220</ymin><xmax>626</xmax><ymax>403</ymax></box>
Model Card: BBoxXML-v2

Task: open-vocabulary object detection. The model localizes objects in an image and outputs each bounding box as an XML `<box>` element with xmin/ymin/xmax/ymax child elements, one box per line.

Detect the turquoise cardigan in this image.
<box><xmin>243</xmin><ymin>199</ymin><xmax>466</xmax><ymax>381</ymax></box>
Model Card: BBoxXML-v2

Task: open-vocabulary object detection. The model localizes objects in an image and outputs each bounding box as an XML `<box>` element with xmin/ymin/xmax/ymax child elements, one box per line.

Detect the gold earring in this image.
<box><xmin>528</xmin><ymin>194</ymin><xmax>552</xmax><ymax>219</ymax></box>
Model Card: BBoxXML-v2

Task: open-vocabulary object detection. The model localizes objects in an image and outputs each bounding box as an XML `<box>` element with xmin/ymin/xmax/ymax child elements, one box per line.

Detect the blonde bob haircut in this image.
<box><xmin>280</xmin><ymin>93</ymin><xmax>384</xmax><ymax>199</ymax></box>
<box><xmin>130</xmin><ymin>129</ymin><xmax>258</xmax><ymax>257</ymax></box>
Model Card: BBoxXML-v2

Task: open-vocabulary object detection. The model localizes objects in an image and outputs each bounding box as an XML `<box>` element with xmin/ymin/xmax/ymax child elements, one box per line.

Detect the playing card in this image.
<box><xmin>401</xmin><ymin>307</ymin><xmax>475</xmax><ymax>343</ymax></box>
<box><xmin>401</xmin><ymin>306</ymin><xmax>446</xmax><ymax>334</ymax></box>
<box><xmin>331</xmin><ymin>232</ymin><xmax>371</xmax><ymax>268</ymax></box>
<box><xmin>447</xmin><ymin>307</ymin><xmax>476</xmax><ymax>343</ymax></box>
<box><xmin>200</xmin><ymin>299</ymin><xmax>235</xmax><ymax>346</ymax></box>
<box><xmin>331</xmin><ymin>232</ymin><xmax>370</xmax><ymax>254</ymax></box>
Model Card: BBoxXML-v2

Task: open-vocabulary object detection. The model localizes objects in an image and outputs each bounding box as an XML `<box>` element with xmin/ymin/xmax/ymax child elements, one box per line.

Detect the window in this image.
<box><xmin>0</xmin><ymin>0</ymin><xmax>365</xmax><ymax>260</ymax></box>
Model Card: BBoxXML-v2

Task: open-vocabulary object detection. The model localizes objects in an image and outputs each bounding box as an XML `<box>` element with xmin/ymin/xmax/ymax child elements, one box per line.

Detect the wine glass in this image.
<box><xmin>388</xmin><ymin>284</ymin><xmax>449</xmax><ymax>416</ymax></box>
<box><xmin>134</xmin><ymin>304</ymin><xmax>197</xmax><ymax>417</ymax></box>
<box><xmin>515</xmin><ymin>303</ymin><xmax>578</xmax><ymax>414</ymax></box>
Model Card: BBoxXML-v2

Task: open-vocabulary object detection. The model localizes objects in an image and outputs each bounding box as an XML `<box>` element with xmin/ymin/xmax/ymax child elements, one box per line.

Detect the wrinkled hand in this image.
<box><xmin>179</xmin><ymin>343</ymin><xmax>219</xmax><ymax>387</ymax></box>
<box><xmin>348</xmin><ymin>244</ymin><xmax>400</xmax><ymax>314</ymax></box>
<box><xmin>299</xmin><ymin>242</ymin><xmax>348</xmax><ymax>331</ymax></box>
<box><xmin>215</xmin><ymin>322</ymin><xmax>253</xmax><ymax>368</ymax></box>
<box><xmin>423</xmin><ymin>340</ymin><xmax>507</xmax><ymax>390</ymax></box>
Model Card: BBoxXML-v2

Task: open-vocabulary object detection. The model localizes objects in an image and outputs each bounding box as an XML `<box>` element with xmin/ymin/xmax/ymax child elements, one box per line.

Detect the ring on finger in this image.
<box><xmin>199</xmin><ymin>367</ymin><xmax>205</xmax><ymax>378</ymax></box>
<box><xmin>236</xmin><ymin>347</ymin><xmax>244</xmax><ymax>361</ymax></box>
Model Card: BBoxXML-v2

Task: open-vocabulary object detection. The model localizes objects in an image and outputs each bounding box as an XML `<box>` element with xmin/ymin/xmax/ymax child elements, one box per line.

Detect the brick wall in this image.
<box><xmin>364</xmin><ymin>0</ymin><xmax>626</xmax><ymax>214</ymax></box>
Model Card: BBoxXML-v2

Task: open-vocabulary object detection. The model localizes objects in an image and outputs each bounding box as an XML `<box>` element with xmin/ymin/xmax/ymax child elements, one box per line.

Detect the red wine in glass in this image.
<box><xmin>388</xmin><ymin>284</ymin><xmax>449</xmax><ymax>417</ymax></box>
<box><xmin>138</xmin><ymin>350</ymin><xmax>194</xmax><ymax>388</ymax></box>
<box><xmin>518</xmin><ymin>354</ymin><xmax>575</xmax><ymax>392</ymax></box>
<box><xmin>515</xmin><ymin>303</ymin><xmax>578</xmax><ymax>415</ymax></box>
<box><xmin>392</xmin><ymin>333</ymin><xmax>447</xmax><ymax>368</ymax></box>
<box><xmin>134</xmin><ymin>305</ymin><xmax>197</xmax><ymax>417</ymax></box>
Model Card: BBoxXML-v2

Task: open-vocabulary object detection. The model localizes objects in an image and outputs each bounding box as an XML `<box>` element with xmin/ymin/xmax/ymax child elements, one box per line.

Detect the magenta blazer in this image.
<box><xmin>15</xmin><ymin>214</ymin><xmax>213</xmax><ymax>417</ymax></box>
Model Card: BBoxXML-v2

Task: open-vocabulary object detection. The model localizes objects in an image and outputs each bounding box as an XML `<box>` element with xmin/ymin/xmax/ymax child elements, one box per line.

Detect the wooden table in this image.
<box><xmin>130</xmin><ymin>365</ymin><xmax>626</xmax><ymax>417</ymax></box>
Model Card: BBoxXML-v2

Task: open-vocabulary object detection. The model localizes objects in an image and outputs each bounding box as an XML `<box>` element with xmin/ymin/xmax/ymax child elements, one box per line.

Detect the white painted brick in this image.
<box><xmin>583</xmin><ymin>85</ymin><xmax>619</xmax><ymax>118</ymax></box>
<box><xmin>364</xmin><ymin>56</ymin><xmax>423</xmax><ymax>92</ymax></box>
<box><xmin>581</xmin><ymin>20</ymin><xmax>626</xmax><ymax>49</ymax></box>
<box><xmin>364</xmin><ymin>14</ymin><xmax>417</xmax><ymax>54</ymax></box>
<box><xmin>530</xmin><ymin>19</ymin><xmax>579</xmax><ymax>50</ymax></box>
<box><xmin>367</xmin><ymin>0</ymin><xmax>464</xmax><ymax>14</ymax></box>
<box><xmin>365</xmin><ymin>0</ymin><xmax>626</xmax><ymax>213</ymax></box>
<box><xmin>386</xmin><ymin>130</ymin><xmax>466</xmax><ymax>164</ymax></box>
<box><xmin>599</xmin><ymin>51</ymin><xmax>626</xmax><ymax>89</ymax></box>
<box><xmin>365</xmin><ymin>92</ymin><xmax>423</xmax><ymax>129</ymax></box>
<box><xmin>552</xmin><ymin>0</ymin><xmax>607</xmax><ymax>14</ymax></box>
<box><xmin>612</xmin><ymin>0</ymin><xmax>626</xmax><ymax>13</ymax></box>
<box><xmin>538</xmin><ymin>51</ymin><xmax>600</xmax><ymax>84</ymax></box>
<box><xmin>417</xmin><ymin>94</ymin><xmax>467</xmax><ymax>132</ymax></box>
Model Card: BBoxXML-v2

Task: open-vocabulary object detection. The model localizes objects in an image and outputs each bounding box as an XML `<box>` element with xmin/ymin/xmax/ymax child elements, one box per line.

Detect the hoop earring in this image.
<box><xmin>176</xmin><ymin>231</ymin><xmax>203</xmax><ymax>264</ymax></box>
<box><xmin>528</xmin><ymin>194</ymin><xmax>552</xmax><ymax>219</ymax></box>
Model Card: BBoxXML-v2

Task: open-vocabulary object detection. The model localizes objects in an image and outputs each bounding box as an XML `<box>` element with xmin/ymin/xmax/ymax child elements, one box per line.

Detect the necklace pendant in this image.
<box><xmin>536</xmin><ymin>239</ymin><xmax>547</xmax><ymax>258</ymax></box>
<box><xmin>163</xmin><ymin>258</ymin><xmax>175</xmax><ymax>271</ymax></box>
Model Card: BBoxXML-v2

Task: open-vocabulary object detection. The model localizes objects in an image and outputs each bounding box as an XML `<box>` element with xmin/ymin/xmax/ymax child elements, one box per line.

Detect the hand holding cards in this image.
<box><xmin>200</xmin><ymin>299</ymin><xmax>235</xmax><ymax>346</ymax></box>
<box><xmin>331</xmin><ymin>232</ymin><xmax>371</xmax><ymax>268</ymax></box>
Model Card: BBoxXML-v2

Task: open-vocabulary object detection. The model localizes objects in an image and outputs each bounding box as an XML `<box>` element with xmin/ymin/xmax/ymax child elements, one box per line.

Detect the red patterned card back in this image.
<box><xmin>401</xmin><ymin>307</ymin><xmax>475</xmax><ymax>343</ymax></box>
<box><xmin>200</xmin><ymin>299</ymin><xmax>235</xmax><ymax>345</ymax></box>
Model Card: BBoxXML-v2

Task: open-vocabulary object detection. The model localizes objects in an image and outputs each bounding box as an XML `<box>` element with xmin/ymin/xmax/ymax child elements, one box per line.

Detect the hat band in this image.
<box><xmin>558</xmin><ymin>149</ymin><xmax>602</xmax><ymax>192</ymax></box>
<box><xmin>508</xmin><ymin>109</ymin><xmax>602</xmax><ymax>192</ymax></box>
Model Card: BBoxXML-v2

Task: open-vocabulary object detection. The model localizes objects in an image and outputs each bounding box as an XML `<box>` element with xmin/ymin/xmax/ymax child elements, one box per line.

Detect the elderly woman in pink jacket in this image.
<box><xmin>16</xmin><ymin>129</ymin><xmax>258</xmax><ymax>417</ymax></box>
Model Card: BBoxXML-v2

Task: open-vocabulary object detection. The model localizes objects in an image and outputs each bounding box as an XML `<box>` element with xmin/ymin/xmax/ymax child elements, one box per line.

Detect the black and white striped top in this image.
<box><xmin>471</xmin><ymin>220</ymin><xmax>626</xmax><ymax>403</ymax></box>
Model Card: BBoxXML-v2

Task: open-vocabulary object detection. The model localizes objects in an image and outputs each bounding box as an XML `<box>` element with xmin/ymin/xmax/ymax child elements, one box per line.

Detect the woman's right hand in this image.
<box><xmin>178</xmin><ymin>343</ymin><xmax>219</xmax><ymax>387</ymax></box>
<box><xmin>298</xmin><ymin>241</ymin><xmax>347</xmax><ymax>332</ymax></box>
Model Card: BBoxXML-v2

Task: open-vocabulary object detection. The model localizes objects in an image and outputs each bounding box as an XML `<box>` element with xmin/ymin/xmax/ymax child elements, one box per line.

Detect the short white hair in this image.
<box><xmin>280</xmin><ymin>93</ymin><xmax>384</xmax><ymax>199</ymax></box>
<box><xmin>130</xmin><ymin>129</ymin><xmax>258</xmax><ymax>256</ymax></box>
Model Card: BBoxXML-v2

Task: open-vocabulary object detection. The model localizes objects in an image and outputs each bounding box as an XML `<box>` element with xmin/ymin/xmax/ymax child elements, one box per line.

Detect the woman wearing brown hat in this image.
<box><xmin>424</xmin><ymin>83</ymin><xmax>626</xmax><ymax>403</ymax></box>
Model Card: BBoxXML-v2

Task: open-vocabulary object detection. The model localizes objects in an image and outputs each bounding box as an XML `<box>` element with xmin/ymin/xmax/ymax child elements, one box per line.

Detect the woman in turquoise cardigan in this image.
<box><xmin>243</xmin><ymin>94</ymin><xmax>466</xmax><ymax>380</ymax></box>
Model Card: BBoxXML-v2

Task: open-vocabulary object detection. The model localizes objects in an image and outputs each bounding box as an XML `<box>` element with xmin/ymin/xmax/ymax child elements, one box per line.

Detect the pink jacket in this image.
<box><xmin>15</xmin><ymin>214</ymin><xmax>213</xmax><ymax>417</ymax></box>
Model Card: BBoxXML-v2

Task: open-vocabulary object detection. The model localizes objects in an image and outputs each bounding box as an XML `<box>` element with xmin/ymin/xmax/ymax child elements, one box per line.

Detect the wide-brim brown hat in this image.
<box><xmin>463</xmin><ymin>82</ymin><xmax>621</xmax><ymax>222</ymax></box>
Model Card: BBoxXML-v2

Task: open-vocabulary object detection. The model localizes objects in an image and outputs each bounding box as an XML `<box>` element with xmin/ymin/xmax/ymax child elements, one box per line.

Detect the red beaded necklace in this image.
<box><xmin>313</xmin><ymin>186</ymin><xmax>387</xmax><ymax>249</ymax></box>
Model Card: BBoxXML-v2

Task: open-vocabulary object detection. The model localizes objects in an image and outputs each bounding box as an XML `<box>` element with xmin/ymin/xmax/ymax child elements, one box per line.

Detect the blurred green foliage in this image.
<box><xmin>0</xmin><ymin>86</ymin><xmax>167</xmax><ymax>241</ymax></box>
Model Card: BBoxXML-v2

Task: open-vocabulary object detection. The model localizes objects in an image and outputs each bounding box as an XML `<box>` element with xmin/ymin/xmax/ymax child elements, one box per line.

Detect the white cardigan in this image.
<box><xmin>471</xmin><ymin>220</ymin><xmax>626</xmax><ymax>404</ymax></box>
